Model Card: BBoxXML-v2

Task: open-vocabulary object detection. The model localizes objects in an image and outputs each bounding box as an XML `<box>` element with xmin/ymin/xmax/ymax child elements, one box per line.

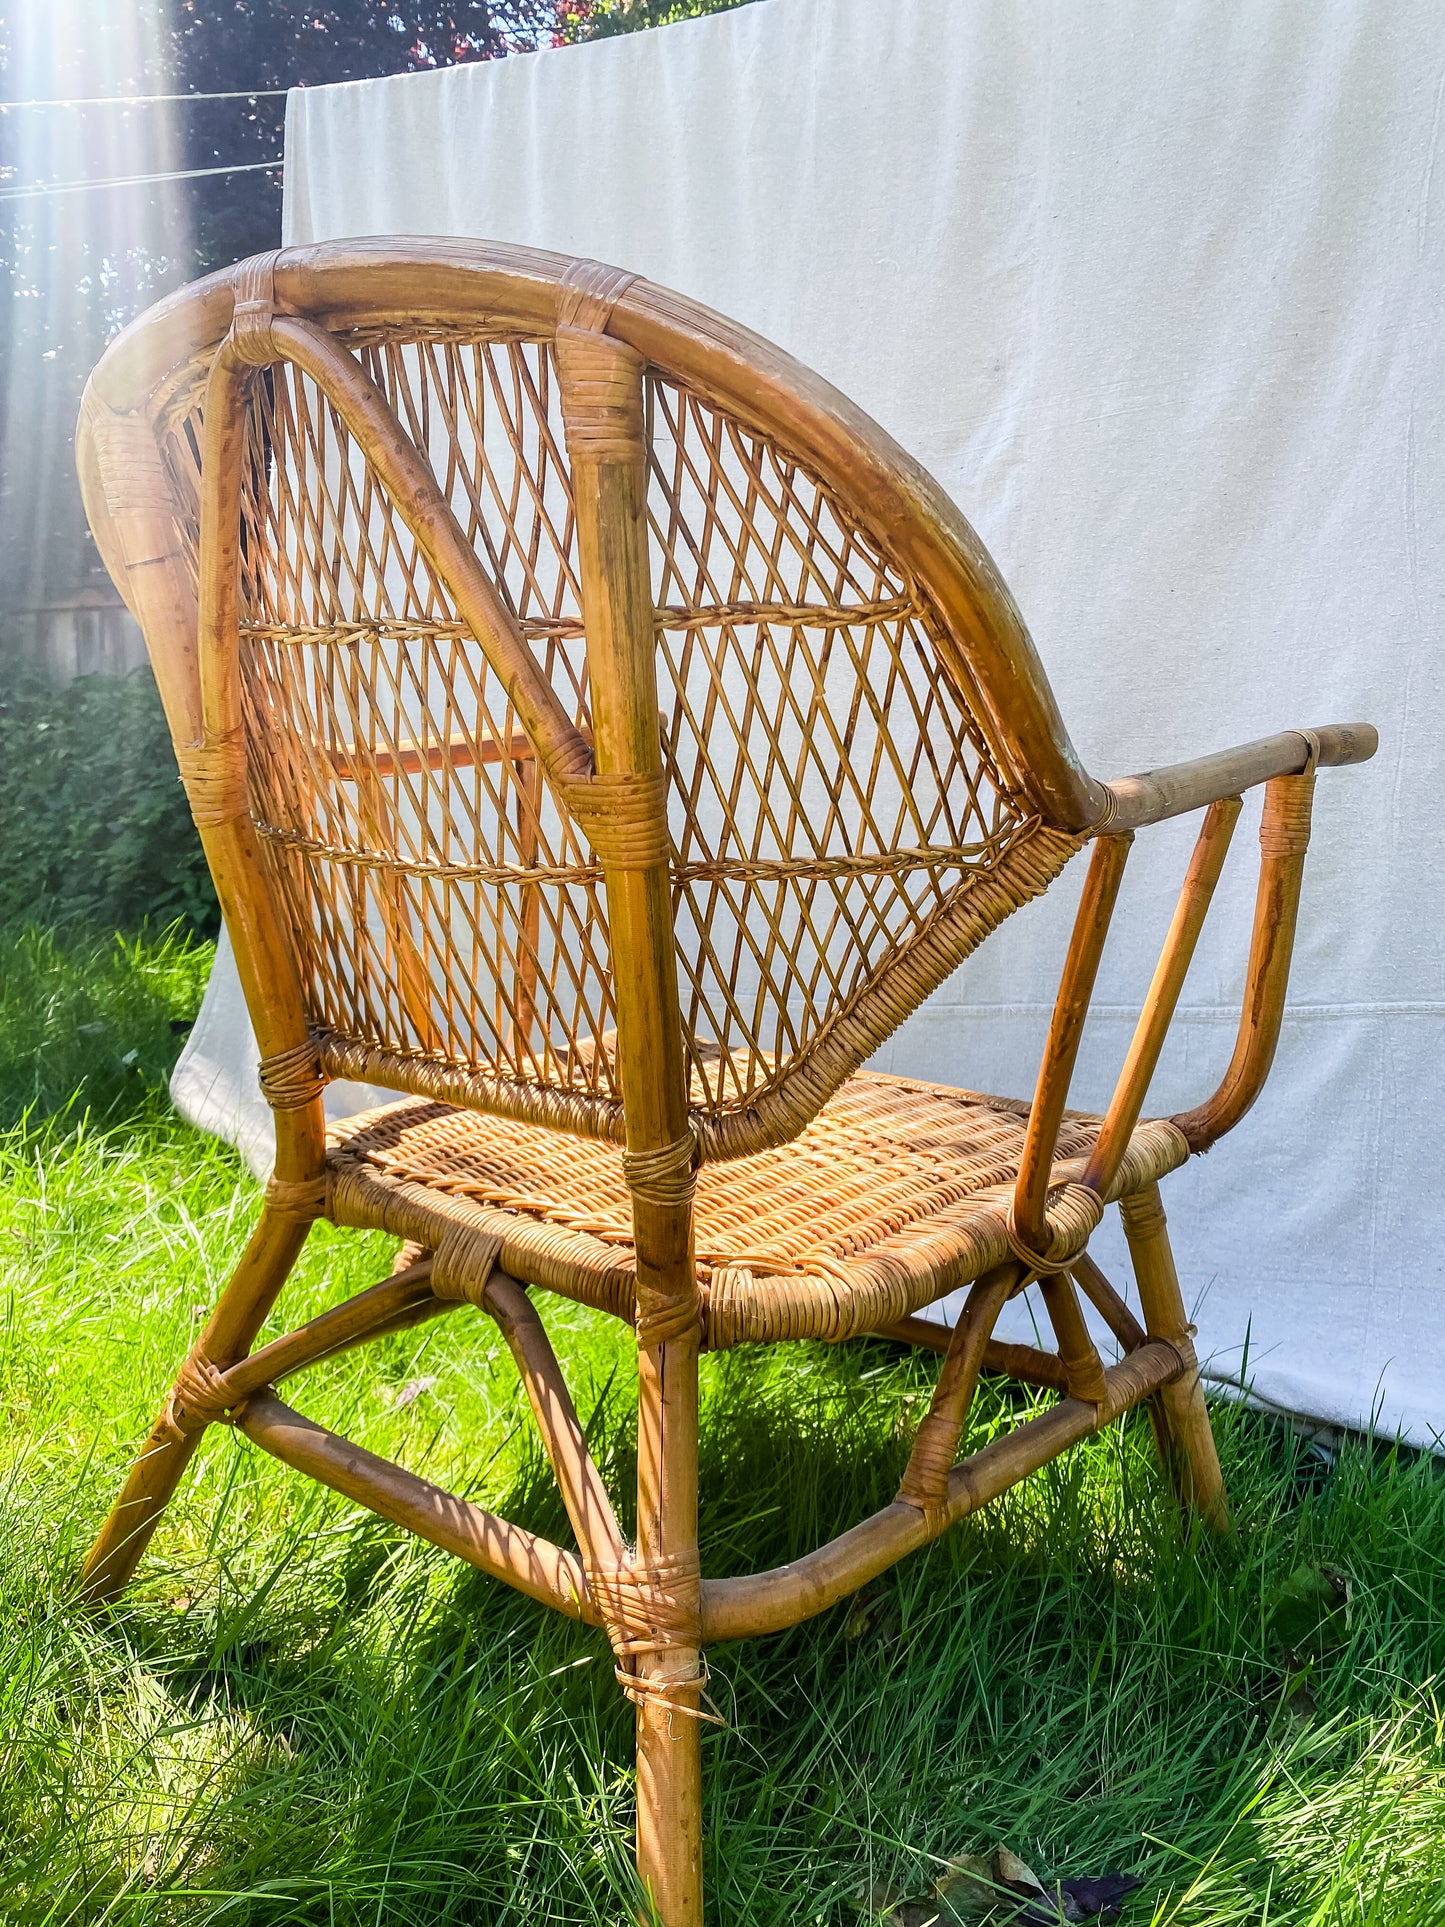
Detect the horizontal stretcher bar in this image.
<box><xmin>699</xmin><ymin>1338</ymin><xmax>1184</xmax><ymax>1643</ymax></box>
<box><xmin>237</xmin><ymin>1387</ymin><xmax>599</xmax><ymax>1624</ymax></box>
<box><xmin>327</xmin><ymin>726</ymin><xmax>540</xmax><ymax>781</ymax></box>
<box><xmin>229</xmin><ymin>1333</ymin><xmax>1182</xmax><ymax>1647</ymax></box>
<box><xmin>872</xmin><ymin>1315</ymin><xmax>1069</xmax><ymax>1390</ymax></box>
<box><xmin>201</xmin><ymin>1257</ymin><xmax>450</xmax><ymax>1408</ymax></box>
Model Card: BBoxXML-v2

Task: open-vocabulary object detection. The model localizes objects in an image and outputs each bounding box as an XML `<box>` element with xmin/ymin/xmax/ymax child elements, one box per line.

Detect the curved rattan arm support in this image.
<box><xmin>1172</xmin><ymin>768</ymin><xmax>1317</xmax><ymax>1151</ymax></box>
<box><xmin>1004</xmin><ymin>802</ymin><xmax>1239</xmax><ymax>1264</ymax></box>
<box><xmin>1012</xmin><ymin>834</ymin><xmax>1132</xmax><ymax>1250</ymax></box>
<box><xmin>1081</xmin><ymin>796</ymin><xmax>1242</xmax><ymax>1198</ymax></box>
<box><xmin>1012</xmin><ymin>720</ymin><xmax>1376</xmax><ymax>1251</ymax></box>
<box><xmin>1096</xmin><ymin>722</ymin><xmax>1376</xmax><ymax>831</ymax></box>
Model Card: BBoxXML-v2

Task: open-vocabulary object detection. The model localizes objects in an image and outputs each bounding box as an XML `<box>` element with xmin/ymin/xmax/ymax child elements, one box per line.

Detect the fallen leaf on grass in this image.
<box><xmin>860</xmin><ymin>1847</ymin><xmax>1141</xmax><ymax>1926</ymax></box>
<box><xmin>1053</xmin><ymin>1874</ymin><xmax>1143</xmax><ymax>1920</ymax></box>
<box><xmin>995</xmin><ymin>1850</ymin><xmax>1048</xmax><ymax>1900</ymax></box>
<box><xmin>851</xmin><ymin>1878</ymin><xmax>942</xmax><ymax>1927</ymax></box>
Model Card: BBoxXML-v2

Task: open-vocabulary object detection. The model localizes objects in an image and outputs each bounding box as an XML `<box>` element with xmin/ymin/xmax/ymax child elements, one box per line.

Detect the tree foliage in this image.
<box><xmin>0</xmin><ymin>0</ymin><xmax>754</xmax><ymax>627</ymax></box>
<box><xmin>0</xmin><ymin>0</ymin><xmax>752</xmax><ymax>935</ymax></box>
<box><xmin>0</xmin><ymin>664</ymin><xmax>218</xmax><ymax>934</ymax></box>
<box><xmin>172</xmin><ymin>0</ymin><xmax>755</xmax><ymax>269</ymax></box>
<box><xmin>559</xmin><ymin>0</ymin><xmax>752</xmax><ymax>41</ymax></box>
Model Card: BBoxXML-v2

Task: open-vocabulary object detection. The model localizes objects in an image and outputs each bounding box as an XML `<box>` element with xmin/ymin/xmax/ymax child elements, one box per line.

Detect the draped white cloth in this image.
<box><xmin>174</xmin><ymin>0</ymin><xmax>1445</xmax><ymax>1446</ymax></box>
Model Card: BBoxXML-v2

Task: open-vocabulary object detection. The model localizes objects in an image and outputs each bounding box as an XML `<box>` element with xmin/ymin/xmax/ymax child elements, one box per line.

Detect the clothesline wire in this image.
<box><xmin>0</xmin><ymin>158</ymin><xmax>283</xmax><ymax>203</ymax></box>
<box><xmin>2</xmin><ymin>88</ymin><xmax>291</xmax><ymax>109</ymax></box>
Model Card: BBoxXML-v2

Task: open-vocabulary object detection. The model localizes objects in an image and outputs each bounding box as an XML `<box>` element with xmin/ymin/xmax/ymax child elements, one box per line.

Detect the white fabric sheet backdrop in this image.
<box><xmin>173</xmin><ymin>0</ymin><xmax>1445</xmax><ymax>1445</ymax></box>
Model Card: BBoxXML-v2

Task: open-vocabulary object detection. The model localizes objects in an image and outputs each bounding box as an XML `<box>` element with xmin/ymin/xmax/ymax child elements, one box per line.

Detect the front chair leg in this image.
<box><xmin>632</xmin><ymin>1319</ymin><xmax>704</xmax><ymax>1927</ymax></box>
<box><xmin>636</xmin><ymin>1676</ymin><xmax>703</xmax><ymax>1927</ymax></box>
<box><xmin>78</xmin><ymin>1204</ymin><xmax>314</xmax><ymax>1602</ymax></box>
<box><xmin>1118</xmin><ymin>1183</ymin><xmax>1229</xmax><ymax>1532</ymax></box>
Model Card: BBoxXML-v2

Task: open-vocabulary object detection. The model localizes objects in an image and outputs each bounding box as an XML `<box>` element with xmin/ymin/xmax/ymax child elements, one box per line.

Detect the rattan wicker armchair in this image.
<box><xmin>75</xmin><ymin>240</ymin><xmax>1374</xmax><ymax>1926</ymax></box>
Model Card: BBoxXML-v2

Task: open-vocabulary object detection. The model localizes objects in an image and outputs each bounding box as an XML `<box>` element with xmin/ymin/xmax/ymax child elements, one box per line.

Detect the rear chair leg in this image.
<box><xmin>78</xmin><ymin>1204</ymin><xmax>313</xmax><ymax>1602</ymax></box>
<box><xmin>1118</xmin><ymin>1182</ymin><xmax>1229</xmax><ymax>1531</ymax></box>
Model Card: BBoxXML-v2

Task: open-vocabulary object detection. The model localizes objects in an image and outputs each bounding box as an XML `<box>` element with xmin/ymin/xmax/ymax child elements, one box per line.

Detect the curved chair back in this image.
<box><xmin>78</xmin><ymin>241</ymin><xmax>1103</xmax><ymax>1160</ymax></box>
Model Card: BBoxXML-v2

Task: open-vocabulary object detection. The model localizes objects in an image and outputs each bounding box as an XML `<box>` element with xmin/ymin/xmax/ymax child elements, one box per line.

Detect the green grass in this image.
<box><xmin>0</xmin><ymin>925</ymin><xmax>1442</xmax><ymax>1924</ymax></box>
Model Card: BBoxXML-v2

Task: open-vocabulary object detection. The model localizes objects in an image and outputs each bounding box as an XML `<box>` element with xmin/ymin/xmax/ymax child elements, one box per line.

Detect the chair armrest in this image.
<box><xmin>1097</xmin><ymin>723</ymin><xmax>1376</xmax><ymax>832</ymax></box>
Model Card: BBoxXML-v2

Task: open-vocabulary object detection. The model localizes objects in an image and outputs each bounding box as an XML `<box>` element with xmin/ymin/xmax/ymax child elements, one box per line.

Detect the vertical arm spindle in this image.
<box><xmin>1082</xmin><ymin>796</ymin><xmax>1242</xmax><ymax>1197</ymax></box>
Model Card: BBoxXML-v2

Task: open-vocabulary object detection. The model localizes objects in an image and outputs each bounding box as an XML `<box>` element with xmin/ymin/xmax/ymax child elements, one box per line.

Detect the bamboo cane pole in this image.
<box><xmin>557</xmin><ymin>279</ymin><xmax>703</xmax><ymax>1927</ymax></box>
<box><xmin>238</xmin><ymin>1390</ymin><xmax>597</xmax><ymax>1618</ymax></box>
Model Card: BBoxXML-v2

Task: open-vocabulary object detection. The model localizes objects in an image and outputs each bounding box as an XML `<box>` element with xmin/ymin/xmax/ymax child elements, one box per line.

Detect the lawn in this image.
<box><xmin>0</xmin><ymin>925</ymin><xmax>1442</xmax><ymax>1925</ymax></box>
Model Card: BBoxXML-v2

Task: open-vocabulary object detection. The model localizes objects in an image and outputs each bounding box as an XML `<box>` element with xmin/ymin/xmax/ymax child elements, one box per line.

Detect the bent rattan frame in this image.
<box><xmin>74</xmin><ymin>237</ymin><xmax>1375</xmax><ymax>1927</ymax></box>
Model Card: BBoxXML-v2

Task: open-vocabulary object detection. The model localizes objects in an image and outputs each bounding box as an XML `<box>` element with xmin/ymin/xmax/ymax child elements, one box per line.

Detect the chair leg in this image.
<box><xmin>633</xmin><ymin>1327</ymin><xmax>704</xmax><ymax>1927</ymax></box>
<box><xmin>78</xmin><ymin>1206</ymin><xmax>313</xmax><ymax>1602</ymax></box>
<box><xmin>636</xmin><ymin>1688</ymin><xmax>703</xmax><ymax>1927</ymax></box>
<box><xmin>1118</xmin><ymin>1183</ymin><xmax>1229</xmax><ymax>1532</ymax></box>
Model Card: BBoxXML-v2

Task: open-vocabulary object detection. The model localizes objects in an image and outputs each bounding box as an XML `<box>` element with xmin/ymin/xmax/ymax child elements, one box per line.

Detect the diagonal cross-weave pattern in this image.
<box><xmin>644</xmin><ymin>375</ymin><xmax>1065</xmax><ymax>1130</ymax></box>
<box><xmin>163</xmin><ymin>335</ymin><xmax>621</xmax><ymax>1110</ymax></box>
<box><xmin>157</xmin><ymin>329</ymin><xmax>1072</xmax><ymax>1143</ymax></box>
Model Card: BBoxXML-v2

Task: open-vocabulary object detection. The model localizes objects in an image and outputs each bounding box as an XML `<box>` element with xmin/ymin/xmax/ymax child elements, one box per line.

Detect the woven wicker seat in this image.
<box><xmin>74</xmin><ymin>239</ymin><xmax>1374</xmax><ymax>1926</ymax></box>
<box><xmin>328</xmin><ymin>1077</ymin><xmax>1190</xmax><ymax>1349</ymax></box>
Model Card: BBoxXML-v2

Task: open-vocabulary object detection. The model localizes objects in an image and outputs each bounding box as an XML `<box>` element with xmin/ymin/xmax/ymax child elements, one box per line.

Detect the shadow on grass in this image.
<box><xmin>4</xmin><ymin>1341</ymin><xmax>1442</xmax><ymax>1927</ymax></box>
<box><xmin>0</xmin><ymin>930</ymin><xmax>1440</xmax><ymax>1923</ymax></box>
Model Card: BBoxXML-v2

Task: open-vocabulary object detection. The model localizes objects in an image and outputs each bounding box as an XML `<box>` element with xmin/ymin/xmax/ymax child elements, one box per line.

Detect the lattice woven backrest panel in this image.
<box><xmin>643</xmin><ymin>375</ymin><xmax>1035</xmax><ymax>1114</ymax></box>
<box><xmin>157</xmin><ymin>329</ymin><xmax>1042</xmax><ymax>1124</ymax></box>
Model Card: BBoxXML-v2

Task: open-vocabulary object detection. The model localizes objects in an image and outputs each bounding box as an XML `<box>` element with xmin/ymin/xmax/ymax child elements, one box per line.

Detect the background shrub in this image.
<box><xmin>0</xmin><ymin>665</ymin><xmax>217</xmax><ymax>937</ymax></box>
